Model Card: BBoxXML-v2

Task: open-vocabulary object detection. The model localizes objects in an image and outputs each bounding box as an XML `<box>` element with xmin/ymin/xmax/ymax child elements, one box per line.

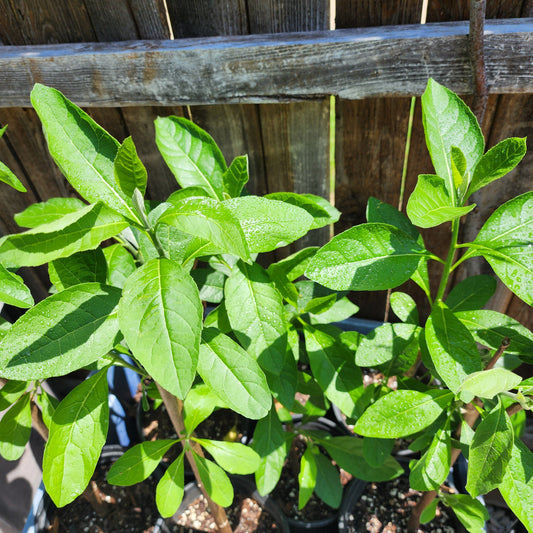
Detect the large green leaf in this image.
<box><xmin>0</xmin><ymin>202</ymin><xmax>129</xmax><ymax>268</ymax></box>
<box><xmin>223</xmin><ymin>155</ymin><xmax>249</xmax><ymax>198</ymax></box>
<box><xmin>356</xmin><ymin>323</ymin><xmax>420</xmax><ymax>367</ymax></box>
<box><xmin>225</xmin><ymin>261</ymin><xmax>287</xmax><ymax>375</ymax></box>
<box><xmin>113</xmin><ymin>136</ymin><xmax>147</xmax><ymax>197</ymax></box>
<box><xmin>306</xmin><ymin>223</ymin><xmax>427</xmax><ymax>291</ymax></box>
<box><xmin>157</xmin><ymin>197</ymin><xmax>250</xmax><ymax>261</ymax></box>
<box><xmin>298</xmin><ymin>446</ymin><xmax>317</xmax><ymax>509</ymax></box>
<box><xmin>0</xmin><ymin>283</ymin><xmax>121</xmax><ymax>380</ymax></box>
<box><xmin>43</xmin><ymin>369</ymin><xmax>109</xmax><ymax>507</ymax></box>
<box><xmin>406</xmin><ymin>174</ymin><xmax>475</xmax><ymax>228</ymax></box>
<box><xmin>319</xmin><ymin>436</ymin><xmax>403</xmax><ymax>482</ymax></box>
<box><xmin>103</xmin><ymin>244</ymin><xmax>136</xmax><ymax>288</ymax></box>
<box><xmin>455</xmin><ymin>310</ymin><xmax>533</xmax><ymax>362</ymax></box>
<box><xmin>304</xmin><ymin>324</ymin><xmax>362</xmax><ymax>419</ymax></box>
<box><xmin>409</xmin><ymin>420</ymin><xmax>451</xmax><ymax>491</ymax></box>
<box><xmin>193</xmin><ymin>452</ymin><xmax>233</xmax><ymax>507</ymax></box>
<box><xmin>252</xmin><ymin>407</ymin><xmax>288</xmax><ymax>495</ymax></box>
<box><xmin>458</xmin><ymin>369</ymin><xmax>522</xmax><ymax>403</ymax></box>
<box><xmin>470</xmin><ymin>191</ymin><xmax>533</xmax><ymax>305</ymax></box>
<box><xmin>0</xmin><ymin>393</ymin><xmax>31</xmax><ymax>461</ymax></box>
<box><xmin>425</xmin><ymin>303</ymin><xmax>482</xmax><ymax>393</ymax></box>
<box><xmin>354</xmin><ymin>389</ymin><xmax>453</xmax><ymax>438</ymax></box>
<box><xmin>466</xmin><ymin>401</ymin><xmax>514</xmax><ymax>497</ymax></box>
<box><xmin>0</xmin><ymin>264</ymin><xmax>34</xmax><ymax>308</ymax></box>
<box><xmin>445</xmin><ymin>275</ymin><xmax>497</xmax><ymax>312</ymax></box>
<box><xmin>107</xmin><ymin>440</ymin><xmax>176</xmax><ymax>485</ymax></box>
<box><xmin>30</xmin><ymin>84</ymin><xmax>138</xmax><ymax>222</ymax></box>
<box><xmin>224</xmin><ymin>196</ymin><xmax>313</xmax><ymax>252</ymax></box>
<box><xmin>499</xmin><ymin>440</ymin><xmax>533</xmax><ymax>531</ymax></box>
<box><xmin>421</xmin><ymin>79</ymin><xmax>484</xmax><ymax>202</ymax></box>
<box><xmin>156</xmin><ymin>453</ymin><xmax>185</xmax><ymax>517</ymax></box>
<box><xmin>194</xmin><ymin>439</ymin><xmax>260</xmax><ymax>475</ymax></box>
<box><xmin>49</xmin><ymin>249</ymin><xmax>107</xmax><ymax>291</ymax></box>
<box><xmin>155</xmin><ymin>116</ymin><xmax>226</xmax><ymax>200</ymax></box>
<box><xmin>468</xmin><ymin>137</ymin><xmax>527</xmax><ymax>197</ymax></box>
<box><xmin>265</xmin><ymin>192</ymin><xmax>340</xmax><ymax>229</ymax></box>
<box><xmin>14</xmin><ymin>197</ymin><xmax>86</xmax><ymax>228</ymax></box>
<box><xmin>314</xmin><ymin>452</ymin><xmax>343</xmax><ymax>509</ymax></box>
<box><xmin>197</xmin><ymin>328</ymin><xmax>271</xmax><ymax>420</ymax></box>
<box><xmin>118</xmin><ymin>258</ymin><xmax>202</xmax><ymax>399</ymax></box>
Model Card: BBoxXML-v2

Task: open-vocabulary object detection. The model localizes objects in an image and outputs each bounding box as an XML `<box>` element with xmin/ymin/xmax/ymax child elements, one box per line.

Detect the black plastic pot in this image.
<box><xmin>166</xmin><ymin>475</ymin><xmax>290</xmax><ymax>533</ymax></box>
<box><xmin>26</xmin><ymin>445</ymin><xmax>167</xmax><ymax>533</ymax></box>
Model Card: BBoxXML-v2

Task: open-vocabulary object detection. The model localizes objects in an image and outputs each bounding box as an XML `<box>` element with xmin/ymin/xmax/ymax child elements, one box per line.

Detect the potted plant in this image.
<box><xmin>304</xmin><ymin>78</ymin><xmax>533</xmax><ymax>532</ymax></box>
<box><xmin>0</xmin><ymin>83</ymin><xmax>338</xmax><ymax>532</ymax></box>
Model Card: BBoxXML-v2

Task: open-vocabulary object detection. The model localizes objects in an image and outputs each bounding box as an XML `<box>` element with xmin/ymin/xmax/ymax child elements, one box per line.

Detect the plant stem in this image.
<box><xmin>156</xmin><ymin>384</ymin><xmax>233</xmax><ymax>533</ymax></box>
<box><xmin>435</xmin><ymin>219</ymin><xmax>460</xmax><ymax>302</ymax></box>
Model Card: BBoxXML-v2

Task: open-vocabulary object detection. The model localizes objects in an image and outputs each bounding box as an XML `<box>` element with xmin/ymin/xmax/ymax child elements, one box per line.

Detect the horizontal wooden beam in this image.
<box><xmin>0</xmin><ymin>19</ymin><xmax>532</xmax><ymax>107</ymax></box>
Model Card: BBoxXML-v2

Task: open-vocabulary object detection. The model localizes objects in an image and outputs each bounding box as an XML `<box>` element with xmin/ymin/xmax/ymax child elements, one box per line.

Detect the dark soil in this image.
<box><xmin>43</xmin><ymin>459</ymin><xmax>161</xmax><ymax>533</ymax></box>
<box><xmin>165</xmin><ymin>491</ymin><xmax>281</xmax><ymax>532</ymax></box>
<box><xmin>343</xmin><ymin>475</ymin><xmax>457</xmax><ymax>533</ymax></box>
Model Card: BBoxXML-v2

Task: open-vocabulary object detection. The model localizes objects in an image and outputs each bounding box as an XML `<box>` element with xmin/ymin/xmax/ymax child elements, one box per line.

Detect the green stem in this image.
<box><xmin>435</xmin><ymin>219</ymin><xmax>460</xmax><ymax>303</ymax></box>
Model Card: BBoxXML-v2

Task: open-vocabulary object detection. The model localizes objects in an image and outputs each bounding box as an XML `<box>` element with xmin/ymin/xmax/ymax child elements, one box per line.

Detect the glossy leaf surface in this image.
<box><xmin>49</xmin><ymin>249</ymin><xmax>107</xmax><ymax>291</ymax></box>
<box><xmin>113</xmin><ymin>136</ymin><xmax>147</xmax><ymax>197</ymax></box>
<box><xmin>193</xmin><ymin>453</ymin><xmax>233</xmax><ymax>507</ymax></box>
<box><xmin>15</xmin><ymin>198</ymin><xmax>86</xmax><ymax>228</ymax></box>
<box><xmin>0</xmin><ymin>394</ymin><xmax>31</xmax><ymax>461</ymax></box>
<box><xmin>223</xmin><ymin>155</ymin><xmax>249</xmax><ymax>198</ymax></box>
<box><xmin>445</xmin><ymin>275</ymin><xmax>497</xmax><ymax>312</ymax></box>
<box><xmin>0</xmin><ymin>264</ymin><xmax>34</xmax><ymax>308</ymax></box>
<box><xmin>195</xmin><ymin>439</ymin><xmax>260</xmax><ymax>475</ymax></box>
<box><xmin>156</xmin><ymin>453</ymin><xmax>185</xmax><ymax>517</ymax></box>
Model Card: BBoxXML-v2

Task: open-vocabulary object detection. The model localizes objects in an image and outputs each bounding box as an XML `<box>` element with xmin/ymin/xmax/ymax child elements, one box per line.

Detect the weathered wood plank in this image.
<box><xmin>1</xmin><ymin>20</ymin><xmax>532</xmax><ymax>107</ymax></box>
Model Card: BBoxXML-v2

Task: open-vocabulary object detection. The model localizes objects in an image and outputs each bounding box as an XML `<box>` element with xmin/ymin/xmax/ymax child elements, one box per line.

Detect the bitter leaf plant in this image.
<box><xmin>305</xmin><ymin>78</ymin><xmax>533</xmax><ymax>532</ymax></box>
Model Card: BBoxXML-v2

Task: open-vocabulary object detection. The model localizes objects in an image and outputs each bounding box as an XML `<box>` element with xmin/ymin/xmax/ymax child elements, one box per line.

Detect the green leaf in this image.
<box><xmin>304</xmin><ymin>324</ymin><xmax>362</xmax><ymax>419</ymax></box>
<box><xmin>30</xmin><ymin>84</ymin><xmax>138</xmax><ymax>222</ymax></box>
<box><xmin>155</xmin><ymin>116</ymin><xmax>226</xmax><ymax>200</ymax></box>
<box><xmin>306</xmin><ymin>223</ymin><xmax>427</xmax><ymax>291</ymax></box>
<box><xmin>0</xmin><ymin>161</ymin><xmax>26</xmax><ymax>192</ymax></box>
<box><xmin>49</xmin><ymin>249</ymin><xmax>107</xmax><ymax>291</ymax></box>
<box><xmin>366</xmin><ymin>197</ymin><xmax>420</xmax><ymax>241</ymax></box>
<box><xmin>183</xmin><ymin>384</ymin><xmax>223</xmax><ymax>435</ymax></box>
<box><xmin>264</xmin><ymin>347</ymin><xmax>298</xmax><ymax>408</ymax></box>
<box><xmin>156</xmin><ymin>453</ymin><xmax>185</xmax><ymax>518</ymax></box>
<box><xmin>406</xmin><ymin>174</ymin><xmax>475</xmax><ymax>228</ymax></box>
<box><xmin>309</xmin><ymin>297</ymin><xmax>359</xmax><ymax>325</ymax></box>
<box><xmin>314</xmin><ymin>452</ymin><xmax>343</xmax><ymax>509</ymax></box>
<box><xmin>14</xmin><ymin>197</ymin><xmax>86</xmax><ymax>228</ymax></box>
<box><xmin>0</xmin><ymin>202</ymin><xmax>129</xmax><ymax>268</ymax></box>
<box><xmin>0</xmin><ymin>264</ymin><xmax>34</xmax><ymax>308</ymax></box>
<box><xmin>194</xmin><ymin>439</ymin><xmax>260</xmax><ymax>475</ymax></box>
<box><xmin>107</xmin><ymin>440</ymin><xmax>176</xmax><ymax>485</ymax></box>
<box><xmin>298</xmin><ymin>446</ymin><xmax>317</xmax><ymax>509</ymax></box>
<box><xmin>421</xmin><ymin>79</ymin><xmax>484</xmax><ymax>202</ymax></box>
<box><xmin>425</xmin><ymin>302</ymin><xmax>482</xmax><ymax>393</ymax></box>
<box><xmin>118</xmin><ymin>258</ymin><xmax>202</xmax><ymax>399</ymax></box>
<box><xmin>197</xmin><ymin>328</ymin><xmax>271</xmax><ymax>420</ymax></box>
<box><xmin>419</xmin><ymin>500</ymin><xmax>438</xmax><ymax>524</ymax></box>
<box><xmin>268</xmin><ymin>247</ymin><xmax>318</xmax><ymax>282</ymax></box>
<box><xmin>225</xmin><ymin>261</ymin><xmax>287</xmax><ymax>375</ymax></box>
<box><xmin>224</xmin><ymin>196</ymin><xmax>313</xmax><ymax>253</ymax></box>
<box><xmin>363</xmin><ymin>437</ymin><xmax>395</xmax><ymax>468</ymax></box>
<box><xmin>190</xmin><ymin>268</ymin><xmax>225</xmax><ymax>303</ymax></box>
<box><xmin>36</xmin><ymin>389</ymin><xmax>58</xmax><ymax>429</ymax></box>
<box><xmin>265</xmin><ymin>192</ymin><xmax>340</xmax><ymax>229</ymax></box>
<box><xmin>458</xmin><ymin>369</ymin><xmax>522</xmax><ymax>402</ymax></box>
<box><xmin>499</xmin><ymin>440</ymin><xmax>533</xmax><ymax>531</ymax></box>
<box><xmin>409</xmin><ymin>420</ymin><xmax>451</xmax><ymax>491</ymax></box>
<box><xmin>468</xmin><ymin>137</ymin><xmax>527</xmax><ymax>197</ymax></box>
<box><xmin>113</xmin><ymin>136</ymin><xmax>147</xmax><ymax>197</ymax></box>
<box><xmin>103</xmin><ymin>244</ymin><xmax>136</xmax><ymax>288</ymax></box>
<box><xmin>0</xmin><ymin>283</ymin><xmax>121</xmax><ymax>380</ymax></box>
<box><xmin>390</xmin><ymin>292</ymin><xmax>419</xmax><ymax>324</ymax></box>
<box><xmin>157</xmin><ymin>197</ymin><xmax>250</xmax><ymax>262</ymax></box>
<box><xmin>223</xmin><ymin>155</ymin><xmax>249</xmax><ymax>198</ymax></box>
<box><xmin>354</xmin><ymin>389</ymin><xmax>453</xmax><ymax>438</ymax></box>
<box><xmin>193</xmin><ymin>452</ymin><xmax>233</xmax><ymax>507</ymax></box>
<box><xmin>43</xmin><ymin>369</ymin><xmax>109</xmax><ymax>507</ymax></box>
<box><xmin>445</xmin><ymin>275</ymin><xmax>497</xmax><ymax>312</ymax></box>
<box><xmin>455</xmin><ymin>310</ymin><xmax>533</xmax><ymax>362</ymax></box>
<box><xmin>0</xmin><ymin>393</ymin><xmax>31</xmax><ymax>461</ymax></box>
<box><xmin>356</xmin><ymin>323</ymin><xmax>420</xmax><ymax>367</ymax></box>
<box><xmin>466</xmin><ymin>400</ymin><xmax>514</xmax><ymax>497</ymax></box>
<box><xmin>252</xmin><ymin>407</ymin><xmax>288</xmax><ymax>495</ymax></box>
<box><xmin>320</xmin><ymin>436</ymin><xmax>403</xmax><ymax>482</ymax></box>
<box><xmin>441</xmin><ymin>493</ymin><xmax>489</xmax><ymax>533</ymax></box>
<box><xmin>470</xmin><ymin>191</ymin><xmax>533</xmax><ymax>305</ymax></box>
<box><xmin>0</xmin><ymin>380</ymin><xmax>29</xmax><ymax>412</ymax></box>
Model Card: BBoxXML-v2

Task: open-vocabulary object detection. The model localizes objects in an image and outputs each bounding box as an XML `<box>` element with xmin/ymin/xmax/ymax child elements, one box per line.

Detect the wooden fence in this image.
<box><xmin>0</xmin><ymin>0</ymin><xmax>532</xmax><ymax>327</ymax></box>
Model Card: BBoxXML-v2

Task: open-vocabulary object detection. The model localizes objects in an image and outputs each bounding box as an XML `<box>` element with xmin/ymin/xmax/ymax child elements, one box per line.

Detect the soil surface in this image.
<box><xmin>44</xmin><ymin>459</ymin><xmax>161</xmax><ymax>533</ymax></box>
<box><xmin>166</xmin><ymin>490</ymin><xmax>281</xmax><ymax>532</ymax></box>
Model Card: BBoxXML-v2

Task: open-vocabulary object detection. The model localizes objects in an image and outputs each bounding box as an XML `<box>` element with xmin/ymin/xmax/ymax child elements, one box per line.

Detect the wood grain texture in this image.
<box><xmin>1</xmin><ymin>20</ymin><xmax>532</xmax><ymax>107</ymax></box>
